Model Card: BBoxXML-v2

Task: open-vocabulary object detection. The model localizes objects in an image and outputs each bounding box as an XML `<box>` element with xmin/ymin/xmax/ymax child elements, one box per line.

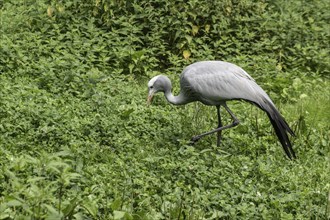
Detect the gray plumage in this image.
<box><xmin>147</xmin><ymin>61</ymin><xmax>296</xmax><ymax>159</ymax></box>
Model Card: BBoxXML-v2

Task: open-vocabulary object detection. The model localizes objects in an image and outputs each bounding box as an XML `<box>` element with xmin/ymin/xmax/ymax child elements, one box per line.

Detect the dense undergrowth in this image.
<box><xmin>0</xmin><ymin>0</ymin><xmax>329</xmax><ymax>219</ymax></box>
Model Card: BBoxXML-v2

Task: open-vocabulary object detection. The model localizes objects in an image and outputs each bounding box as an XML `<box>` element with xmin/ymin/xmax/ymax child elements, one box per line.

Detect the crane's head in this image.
<box><xmin>147</xmin><ymin>75</ymin><xmax>171</xmax><ymax>105</ymax></box>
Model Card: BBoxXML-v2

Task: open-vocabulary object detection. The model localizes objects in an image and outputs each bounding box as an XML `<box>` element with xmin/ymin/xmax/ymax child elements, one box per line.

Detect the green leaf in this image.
<box><xmin>185</xmin><ymin>36</ymin><xmax>192</xmax><ymax>45</ymax></box>
<box><xmin>6</xmin><ymin>199</ymin><xmax>22</xmax><ymax>207</ymax></box>
<box><xmin>113</xmin><ymin>211</ymin><xmax>126</xmax><ymax>219</ymax></box>
<box><xmin>82</xmin><ymin>199</ymin><xmax>98</xmax><ymax>217</ymax></box>
<box><xmin>62</xmin><ymin>197</ymin><xmax>80</xmax><ymax>216</ymax></box>
<box><xmin>110</xmin><ymin>199</ymin><xmax>122</xmax><ymax>211</ymax></box>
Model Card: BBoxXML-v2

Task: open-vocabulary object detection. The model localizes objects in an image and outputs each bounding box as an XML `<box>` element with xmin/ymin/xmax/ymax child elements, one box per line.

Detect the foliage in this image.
<box><xmin>0</xmin><ymin>0</ymin><xmax>329</xmax><ymax>219</ymax></box>
<box><xmin>58</xmin><ymin>0</ymin><xmax>330</xmax><ymax>75</ymax></box>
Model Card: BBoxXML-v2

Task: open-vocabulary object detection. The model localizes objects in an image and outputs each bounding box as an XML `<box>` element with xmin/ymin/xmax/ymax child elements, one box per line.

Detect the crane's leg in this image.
<box><xmin>191</xmin><ymin>104</ymin><xmax>240</xmax><ymax>144</ymax></box>
<box><xmin>216</xmin><ymin>105</ymin><xmax>222</xmax><ymax>147</ymax></box>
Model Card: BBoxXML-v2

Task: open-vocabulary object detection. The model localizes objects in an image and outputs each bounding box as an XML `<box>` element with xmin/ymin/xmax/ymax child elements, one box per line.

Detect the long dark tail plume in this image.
<box><xmin>248</xmin><ymin>98</ymin><xmax>296</xmax><ymax>159</ymax></box>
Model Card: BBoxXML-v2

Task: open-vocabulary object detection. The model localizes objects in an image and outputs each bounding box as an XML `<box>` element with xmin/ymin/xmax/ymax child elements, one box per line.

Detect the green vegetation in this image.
<box><xmin>0</xmin><ymin>0</ymin><xmax>329</xmax><ymax>219</ymax></box>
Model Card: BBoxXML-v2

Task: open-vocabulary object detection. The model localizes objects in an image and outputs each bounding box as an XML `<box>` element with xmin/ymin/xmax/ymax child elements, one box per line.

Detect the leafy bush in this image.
<box><xmin>77</xmin><ymin>0</ymin><xmax>330</xmax><ymax>74</ymax></box>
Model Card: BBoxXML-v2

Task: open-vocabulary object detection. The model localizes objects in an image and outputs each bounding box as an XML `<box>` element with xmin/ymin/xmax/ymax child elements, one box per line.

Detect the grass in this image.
<box><xmin>0</xmin><ymin>0</ymin><xmax>329</xmax><ymax>219</ymax></box>
<box><xmin>1</xmin><ymin>72</ymin><xmax>329</xmax><ymax>219</ymax></box>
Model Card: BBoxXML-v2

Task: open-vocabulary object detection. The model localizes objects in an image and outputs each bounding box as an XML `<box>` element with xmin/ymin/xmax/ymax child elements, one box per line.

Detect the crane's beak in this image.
<box><xmin>147</xmin><ymin>90</ymin><xmax>154</xmax><ymax>105</ymax></box>
<box><xmin>147</xmin><ymin>95</ymin><xmax>153</xmax><ymax>105</ymax></box>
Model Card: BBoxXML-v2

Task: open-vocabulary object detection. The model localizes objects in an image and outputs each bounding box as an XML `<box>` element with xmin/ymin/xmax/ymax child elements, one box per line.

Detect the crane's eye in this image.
<box><xmin>150</xmin><ymin>86</ymin><xmax>153</xmax><ymax>89</ymax></box>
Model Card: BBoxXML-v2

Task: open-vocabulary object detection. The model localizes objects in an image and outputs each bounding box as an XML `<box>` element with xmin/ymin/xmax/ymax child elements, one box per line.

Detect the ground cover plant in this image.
<box><xmin>0</xmin><ymin>0</ymin><xmax>329</xmax><ymax>219</ymax></box>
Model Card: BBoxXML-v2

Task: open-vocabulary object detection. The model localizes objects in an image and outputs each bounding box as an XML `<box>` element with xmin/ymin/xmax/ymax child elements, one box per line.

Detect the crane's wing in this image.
<box><xmin>180</xmin><ymin>61</ymin><xmax>267</xmax><ymax>105</ymax></box>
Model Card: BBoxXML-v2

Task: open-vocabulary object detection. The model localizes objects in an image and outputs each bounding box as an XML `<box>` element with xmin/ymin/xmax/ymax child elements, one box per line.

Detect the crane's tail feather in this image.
<box><xmin>248</xmin><ymin>98</ymin><xmax>296</xmax><ymax>159</ymax></box>
<box><xmin>267</xmin><ymin>111</ymin><xmax>296</xmax><ymax>159</ymax></box>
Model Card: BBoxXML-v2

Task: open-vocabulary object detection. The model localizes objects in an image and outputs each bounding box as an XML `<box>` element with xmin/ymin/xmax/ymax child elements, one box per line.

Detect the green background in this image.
<box><xmin>0</xmin><ymin>0</ymin><xmax>329</xmax><ymax>219</ymax></box>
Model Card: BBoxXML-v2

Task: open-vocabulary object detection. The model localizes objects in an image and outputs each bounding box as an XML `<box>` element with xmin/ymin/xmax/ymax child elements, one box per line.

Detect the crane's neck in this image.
<box><xmin>163</xmin><ymin>80</ymin><xmax>190</xmax><ymax>105</ymax></box>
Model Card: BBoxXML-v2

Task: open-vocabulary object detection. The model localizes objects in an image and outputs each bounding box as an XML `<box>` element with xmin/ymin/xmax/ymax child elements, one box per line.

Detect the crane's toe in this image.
<box><xmin>190</xmin><ymin>136</ymin><xmax>201</xmax><ymax>145</ymax></box>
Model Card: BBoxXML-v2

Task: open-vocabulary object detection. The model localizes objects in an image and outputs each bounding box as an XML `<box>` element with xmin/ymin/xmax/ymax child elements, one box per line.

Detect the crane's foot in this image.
<box><xmin>189</xmin><ymin>136</ymin><xmax>201</xmax><ymax>145</ymax></box>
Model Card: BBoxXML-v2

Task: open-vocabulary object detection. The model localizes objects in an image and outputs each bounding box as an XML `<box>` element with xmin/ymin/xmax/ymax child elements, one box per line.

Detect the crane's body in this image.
<box><xmin>147</xmin><ymin>61</ymin><xmax>296</xmax><ymax>159</ymax></box>
<box><xmin>179</xmin><ymin>61</ymin><xmax>273</xmax><ymax>105</ymax></box>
